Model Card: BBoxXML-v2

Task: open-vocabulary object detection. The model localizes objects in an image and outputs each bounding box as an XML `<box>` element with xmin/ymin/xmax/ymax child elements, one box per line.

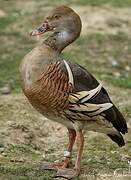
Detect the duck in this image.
<box><xmin>20</xmin><ymin>6</ymin><xmax>128</xmax><ymax>179</ymax></box>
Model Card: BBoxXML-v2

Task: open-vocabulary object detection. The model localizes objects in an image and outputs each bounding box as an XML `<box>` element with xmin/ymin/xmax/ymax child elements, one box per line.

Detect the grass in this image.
<box><xmin>71</xmin><ymin>0</ymin><xmax>131</xmax><ymax>7</ymax></box>
<box><xmin>0</xmin><ymin>135</ymin><xmax>130</xmax><ymax>180</ymax></box>
<box><xmin>0</xmin><ymin>164</ymin><xmax>53</xmax><ymax>180</ymax></box>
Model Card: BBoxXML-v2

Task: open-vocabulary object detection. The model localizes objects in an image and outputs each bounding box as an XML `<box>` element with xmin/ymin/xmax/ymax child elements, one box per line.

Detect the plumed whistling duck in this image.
<box><xmin>20</xmin><ymin>6</ymin><xmax>128</xmax><ymax>179</ymax></box>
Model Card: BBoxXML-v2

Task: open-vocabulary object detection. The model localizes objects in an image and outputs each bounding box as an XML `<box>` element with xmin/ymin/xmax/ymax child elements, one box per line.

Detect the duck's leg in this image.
<box><xmin>41</xmin><ymin>128</ymin><xmax>76</xmax><ymax>171</ymax></box>
<box><xmin>55</xmin><ymin>130</ymin><xmax>84</xmax><ymax>179</ymax></box>
<box><xmin>74</xmin><ymin>130</ymin><xmax>84</xmax><ymax>174</ymax></box>
<box><xmin>61</xmin><ymin>129</ymin><xmax>76</xmax><ymax>168</ymax></box>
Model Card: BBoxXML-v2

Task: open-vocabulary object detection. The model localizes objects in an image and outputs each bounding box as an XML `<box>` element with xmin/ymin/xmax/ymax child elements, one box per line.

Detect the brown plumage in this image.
<box><xmin>20</xmin><ymin>6</ymin><xmax>128</xmax><ymax>179</ymax></box>
<box><xmin>24</xmin><ymin>62</ymin><xmax>72</xmax><ymax>112</ymax></box>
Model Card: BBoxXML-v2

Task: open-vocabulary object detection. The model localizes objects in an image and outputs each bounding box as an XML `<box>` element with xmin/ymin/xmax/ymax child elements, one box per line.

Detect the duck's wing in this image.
<box><xmin>61</xmin><ymin>60</ymin><xmax>128</xmax><ymax>135</ymax></box>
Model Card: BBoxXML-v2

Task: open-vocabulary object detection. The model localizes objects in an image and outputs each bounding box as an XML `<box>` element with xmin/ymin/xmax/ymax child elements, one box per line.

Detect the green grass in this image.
<box><xmin>0</xmin><ymin>164</ymin><xmax>53</xmax><ymax>180</ymax></box>
<box><xmin>70</xmin><ymin>0</ymin><xmax>131</xmax><ymax>7</ymax></box>
<box><xmin>0</xmin><ymin>136</ymin><xmax>130</xmax><ymax>180</ymax></box>
<box><xmin>0</xmin><ymin>144</ymin><xmax>55</xmax><ymax>180</ymax></box>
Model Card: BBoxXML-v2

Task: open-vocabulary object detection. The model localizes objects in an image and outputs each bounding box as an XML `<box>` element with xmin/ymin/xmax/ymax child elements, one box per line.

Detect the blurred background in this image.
<box><xmin>0</xmin><ymin>0</ymin><xmax>131</xmax><ymax>179</ymax></box>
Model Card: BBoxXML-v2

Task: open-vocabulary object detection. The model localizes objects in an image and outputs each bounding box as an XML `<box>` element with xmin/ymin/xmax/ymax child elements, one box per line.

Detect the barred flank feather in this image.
<box><xmin>69</xmin><ymin>102</ymin><xmax>113</xmax><ymax>117</ymax></box>
<box><xmin>68</xmin><ymin>87</ymin><xmax>113</xmax><ymax>118</ymax></box>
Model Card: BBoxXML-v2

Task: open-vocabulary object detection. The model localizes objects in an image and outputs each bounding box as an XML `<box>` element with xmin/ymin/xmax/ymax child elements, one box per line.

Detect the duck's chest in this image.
<box><xmin>20</xmin><ymin>47</ymin><xmax>74</xmax><ymax>128</ymax></box>
<box><xmin>22</xmin><ymin>62</ymin><xmax>75</xmax><ymax>129</ymax></box>
<box><xmin>23</xmin><ymin>83</ymin><xmax>74</xmax><ymax>129</ymax></box>
<box><xmin>23</xmin><ymin>66</ymin><xmax>70</xmax><ymax>113</ymax></box>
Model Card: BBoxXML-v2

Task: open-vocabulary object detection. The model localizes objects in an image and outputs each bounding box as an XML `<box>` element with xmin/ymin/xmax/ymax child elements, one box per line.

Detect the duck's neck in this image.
<box><xmin>43</xmin><ymin>29</ymin><xmax>80</xmax><ymax>53</ymax></box>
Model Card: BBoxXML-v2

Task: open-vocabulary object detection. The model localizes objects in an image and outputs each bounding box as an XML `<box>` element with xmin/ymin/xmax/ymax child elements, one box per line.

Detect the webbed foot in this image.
<box><xmin>40</xmin><ymin>161</ymin><xmax>63</xmax><ymax>171</ymax></box>
<box><xmin>54</xmin><ymin>168</ymin><xmax>79</xmax><ymax>179</ymax></box>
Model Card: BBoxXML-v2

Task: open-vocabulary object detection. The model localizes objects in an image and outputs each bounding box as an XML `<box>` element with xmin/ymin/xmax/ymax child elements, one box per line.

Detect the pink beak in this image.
<box><xmin>30</xmin><ymin>21</ymin><xmax>53</xmax><ymax>36</ymax></box>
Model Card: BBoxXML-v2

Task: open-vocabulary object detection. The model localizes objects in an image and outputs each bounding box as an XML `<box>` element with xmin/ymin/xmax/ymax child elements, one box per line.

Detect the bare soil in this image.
<box><xmin>73</xmin><ymin>6</ymin><xmax>131</xmax><ymax>35</ymax></box>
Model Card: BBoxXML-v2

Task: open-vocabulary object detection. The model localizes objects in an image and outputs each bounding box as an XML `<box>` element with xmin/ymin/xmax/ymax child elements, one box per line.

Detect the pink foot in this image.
<box><xmin>40</xmin><ymin>159</ymin><xmax>72</xmax><ymax>171</ymax></box>
<box><xmin>40</xmin><ymin>161</ymin><xmax>64</xmax><ymax>171</ymax></box>
<box><xmin>55</xmin><ymin>168</ymin><xmax>80</xmax><ymax>179</ymax></box>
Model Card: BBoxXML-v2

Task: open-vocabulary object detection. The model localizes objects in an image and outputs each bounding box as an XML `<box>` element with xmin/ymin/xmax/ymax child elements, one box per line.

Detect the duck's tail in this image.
<box><xmin>107</xmin><ymin>132</ymin><xmax>125</xmax><ymax>147</ymax></box>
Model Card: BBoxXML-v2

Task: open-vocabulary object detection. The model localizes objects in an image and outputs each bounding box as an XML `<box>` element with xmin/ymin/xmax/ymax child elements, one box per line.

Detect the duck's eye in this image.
<box><xmin>54</xmin><ymin>15</ymin><xmax>60</xmax><ymax>19</ymax></box>
<box><xmin>45</xmin><ymin>17</ymin><xmax>49</xmax><ymax>22</ymax></box>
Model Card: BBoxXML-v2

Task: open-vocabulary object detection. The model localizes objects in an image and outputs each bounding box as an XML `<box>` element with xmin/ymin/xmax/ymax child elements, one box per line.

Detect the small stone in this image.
<box><xmin>2</xmin><ymin>152</ymin><xmax>7</xmax><ymax>157</ymax></box>
<box><xmin>0</xmin><ymin>84</ymin><xmax>12</xmax><ymax>94</ymax></box>
<box><xmin>0</xmin><ymin>148</ymin><xmax>5</xmax><ymax>153</ymax></box>
<box><xmin>121</xmin><ymin>154</ymin><xmax>131</xmax><ymax>161</ymax></box>
<box><xmin>42</xmin><ymin>153</ymin><xmax>46</xmax><ymax>159</ymax></box>
<box><xmin>124</xmin><ymin>46</ymin><xmax>129</xmax><ymax>50</ymax></box>
<box><xmin>35</xmin><ymin>150</ymin><xmax>41</xmax><ymax>155</ymax></box>
<box><xmin>0</xmin><ymin>10</ymin><xmax>6</xmax><ymax>18</ymax></box>
<box><xmin>54</xmin><ymin>159</ymin><xmax>60</xmax><ymax>163</ymax></box>
<box><xmin>113</xmin><ymin>72</ymin><xmax>121</xmax><ymax>78</ymax></box>
<box><xmin>10</xmin><ymin>158</ymin><xmax>15</xmax><ymax>162</ymax></box>
<box><xmin>125</xmin><ymin>66</ymin><xmax>130</xmax><ymax>71</ymax></box>
<box><xmin>111</xmin><ymin>151</ymin><xmax>118</xmax><ymax>154</ymax></box>
<box><xmin>18</xmin><ymin>158</ymin><xmax>24</xmax><ymax>162</ymax></box>
<box><xmin>86</xmin><ymin>158</ymin><xmax>92</xmax><ymax>162</ymax></box>
<box><xmin>111</xmin><ymin>60</ymin><xmax>118</xmax><ymax>67</ymax></box>
<box><xmin>10</xmin><ymin>158</ymin><xmax>24</xmax><ymax>163</ymax></box>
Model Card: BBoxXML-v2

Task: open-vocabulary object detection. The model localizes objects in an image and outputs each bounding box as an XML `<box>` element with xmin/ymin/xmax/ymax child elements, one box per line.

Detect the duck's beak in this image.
<box><xmin>30</xmin><ymin>21</ymin><xmax>53</xmax><ymax>36</ymax></box>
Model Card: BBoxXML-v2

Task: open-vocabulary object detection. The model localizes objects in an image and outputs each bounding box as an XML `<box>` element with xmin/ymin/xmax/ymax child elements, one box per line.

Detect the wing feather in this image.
<box><xmin>62</xmin><ymin>61</ymin><xmax>127</xmax><ymax>134</ymax></box>
<box><xmin>69</xmin><ymin>102</ymin><xmax>113</xmax><ymax>116</ymax></box>
<box><xmin>69</xmin><ymin>84</ymin><xmax>102</xmax><ymax>103</ymax></box>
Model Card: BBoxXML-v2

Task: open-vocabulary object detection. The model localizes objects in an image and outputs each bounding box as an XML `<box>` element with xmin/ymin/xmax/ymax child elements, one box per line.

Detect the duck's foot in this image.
<box><xmin>54</xmin><ymin>168</ymin><xmax>79</xmax><ymax>179</ymax></box>
<box><xmin>40</xmin><ymin>161</ymin><xmax>63</xmax><ymax>171</ymax></box>
<box><xmin>40</xmin><ymin>158</ymin><xmax>72</xmax><ymax>171</ymax></box>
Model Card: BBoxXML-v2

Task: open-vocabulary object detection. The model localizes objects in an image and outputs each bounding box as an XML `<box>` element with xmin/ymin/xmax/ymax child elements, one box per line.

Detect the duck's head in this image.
<box><xmin>30</xmin><ymin>6</ymin><xmax>82</xmax><ymax>51</ymax></box>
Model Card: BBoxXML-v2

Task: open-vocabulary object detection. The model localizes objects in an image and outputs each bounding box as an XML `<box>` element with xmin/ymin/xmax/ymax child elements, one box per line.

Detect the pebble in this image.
<box><xmin>10</xmin><ymin>158</ymin><xmax>24</xmax><ymax>162</ymax></box>
<box><xmin>125</xmin><ymin>65</ymin><xmax>130</xmax><ymax>71</ymax></box>
<box><xmin>113</xmin><ymin>71</ymin><xmax>121</xmax><ymax>78</ymax></box>
<box><xmin>0</xmin><ymin>148</ymin><xmax>5</xmax><ymax>153</ymax></box>
<box><xmin>0</xmin><ymin>84</ymin><xmax>12</xmax><ymax>95</ymax></box>
<box><xmin>111</xmin><ymin>60</ymin><xmax>118</xmax><ymax>67</ymax></box>
<box><xmin>1</xmin><ymin>152</ymin><xmax>7</xmax><ymax>157</ymax></box>
<box><xmin>121</xmin><ymin>154</ymin><xmax>131</xmax><ymax>161</ymax></box>
<box><xmin>0</xmin><ymin>10</ymin><xmax>6</xmax><ymax>18</ymax></box>
<box><xmin>42</xmin><ymin>153</ymin><xmax>46</xmax><ymax>159</ymax></box>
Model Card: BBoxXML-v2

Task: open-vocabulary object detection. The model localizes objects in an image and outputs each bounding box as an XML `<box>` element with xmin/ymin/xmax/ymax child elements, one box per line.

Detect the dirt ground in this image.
<box><xmin>74</xmin><ymin>6</ymin><xmax>131</xmax><ymax>35</ymax></box>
